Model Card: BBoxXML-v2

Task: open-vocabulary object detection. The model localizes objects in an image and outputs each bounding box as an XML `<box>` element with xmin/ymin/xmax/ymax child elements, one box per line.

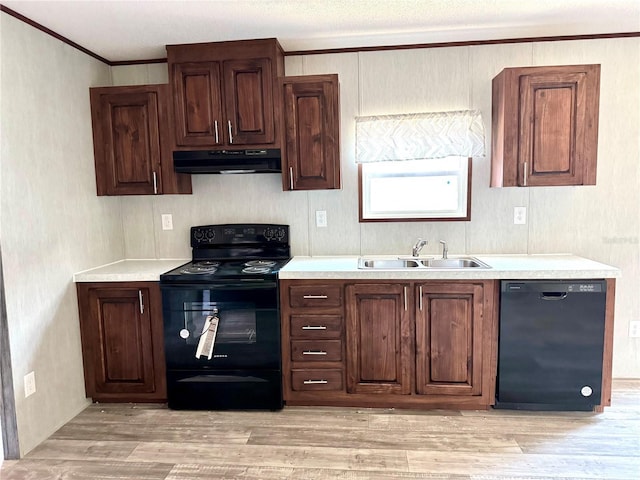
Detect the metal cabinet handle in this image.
<box><xmin>303</xmin><ymin>379</ymin><xmax>328</xmax><ymax>385</ymax></box>
<box><xmin>227</xmin><ymin>120</ymin><xmax>233</xmax><ymax>144</ymax></box>
<box><xmin>523</xmin><ymin>161</ymin><xmax>528</xmax><ymax>186</ymax></box>
<box><xmin>214</xmin><ymin>120</ymin><xmax>219</xmax><ymax>144</ymax></box>
<box><xmin>419</xmin><ymin>286</ymin><xmax>423</xmax><ymax>311</ymax></box>
<box><xmin>303</xmin><ymin>295</ymin><xmax>328</xmax><ymax>299</ymax></box>
<box><xmin>404</xmin><ymin>286</ymin><xmax>408</xmax><ymax>311</ymax></box>
<box><xmin>289</xmin><ymin>167</ymin><xmax>294</xmax><ymax>190</ymax></box>
<box><xmin>302</xmin><ymin>326</ymin><xmax>327</xmax><ymax>330</ymax></box>
<box><xmin>302</xmin><ymin>351</ymin><xmax>327</xmax><ymax>356</ymax></box>
<box><xmin>138</xmin><ymin>290</ymin><xmax>144</xmax><ymax>314</ymax></box>
<box><xmin>152</xmin><ymin>171</ymin><xmax>158</xmax><ymax>195</ymax></box>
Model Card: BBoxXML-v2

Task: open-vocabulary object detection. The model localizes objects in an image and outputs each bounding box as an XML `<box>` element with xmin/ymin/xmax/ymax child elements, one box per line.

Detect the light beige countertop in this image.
<box><xmin>73</xmin><ymin>259</ymin><xmax>189</xmax><ymax>282</ymax></box>
<box><xmin>278</xmin><ymin>254</ymin><xmax>621</xmax><ymax>280</ymax></box>
<box><xmin>73</xmin><ymin>254</ymin><xmax>621</xmax><ymax>283</ymax></box>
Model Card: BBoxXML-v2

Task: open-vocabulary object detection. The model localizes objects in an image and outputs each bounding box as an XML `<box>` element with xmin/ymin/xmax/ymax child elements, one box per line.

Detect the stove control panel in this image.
<box><xmin>191</xmin><ymin>224</ymin><xmax>289</xmax><ymax>246</ymax></box>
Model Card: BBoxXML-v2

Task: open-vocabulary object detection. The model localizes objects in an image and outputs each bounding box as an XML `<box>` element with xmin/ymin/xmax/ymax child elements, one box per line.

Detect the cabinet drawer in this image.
<box><xmin>289</xmin><ymin>285</ymin><xmax>342</xmax><ymax>308</ymax></box>
<box><xmin>291</xmin><ymin>369</ymin><xmax>343</xmax><ymax>391</ymax></box>
<box><xmin>290</xmin><ymin>315</ymin><xmax>342</xmax><ymax>339</ymax></box>
<box><xmin>291</xmin><ymin>340</ymin><xmax>342</xmax><ymax>362</ymax></box>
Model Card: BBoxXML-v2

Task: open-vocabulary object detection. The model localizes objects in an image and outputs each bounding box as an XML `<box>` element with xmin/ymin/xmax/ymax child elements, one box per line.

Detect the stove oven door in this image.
<box><xmin>161</xmin><ymin>281</ymin><xmax>280</xmax><ymax>371</ymax></box>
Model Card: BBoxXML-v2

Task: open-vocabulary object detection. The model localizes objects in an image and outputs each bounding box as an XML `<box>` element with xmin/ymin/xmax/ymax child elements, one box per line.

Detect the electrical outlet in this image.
<box><xmin>24</xmin><ymin>371</ymin><xmax>36</xmax><ymax>398</ymax></box>
<box><xmin>316</xmin><ymin>210</ymin><xmax>327</xmax><ymax>228</ymax></box>
<box><xmin>630</xmin><ymin>321</ymin><xmax>640</xmax><ymax>338</ymax></box>
<box><xmin>161</xmin><ymin>214</ymin><xmax>173</xmax><ymax>231</ymax></box>
<box><xmin>514</xmin><ymin>206</ymin><xmax>527</xmax><ymax>225</ymax></box>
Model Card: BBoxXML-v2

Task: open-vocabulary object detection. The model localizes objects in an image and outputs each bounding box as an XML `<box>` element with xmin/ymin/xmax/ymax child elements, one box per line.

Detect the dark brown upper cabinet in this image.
<box><xmin>89</xmin><ymin>85</ymin><xmax>192</xmax><ymax>196</ymax></box>
<box><xmin>167</xmin><ymin>39</ymin><xmax>284</xmax><ymax>149</ymax></box>
<box><xmin>281</xmin><ymin>74</ymin><xmax>341</xmax><ymax>190</ymax></box>
<box><xmin>491</xmin><ymin>64</ymin><xmax>600</xmax><ymax>187</ymax></box>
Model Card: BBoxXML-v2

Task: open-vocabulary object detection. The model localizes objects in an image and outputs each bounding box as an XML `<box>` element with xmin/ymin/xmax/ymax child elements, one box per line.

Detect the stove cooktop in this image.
<box><xmin>160</xmin><ymin>258</ymin><xmax>290</xmax><ymax>283</ymax></box>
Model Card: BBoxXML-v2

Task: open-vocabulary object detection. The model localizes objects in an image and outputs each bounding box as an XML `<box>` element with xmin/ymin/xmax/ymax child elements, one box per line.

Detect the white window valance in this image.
<box><xmin>355</xmin><ymin>110</ymin><xmax>485</xmax><ymax>163</ymax></box>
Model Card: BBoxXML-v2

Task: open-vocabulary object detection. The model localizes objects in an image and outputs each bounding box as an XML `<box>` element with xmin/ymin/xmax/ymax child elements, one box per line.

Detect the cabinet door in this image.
<box><xmin>345</xmin><ymin>284</ymin><xmax>411</xmax><ymax>394</ymax></box>
<box><xmin>223</xmin><ymin>58</ymin><xmax>275</xmax><ymax>145</ymax></box>
<box><xmin>77</xmin><ymin>283</ymin><xmax>166</xmax><ymax>401</ymax></box>
<box><xmin>519</xmin><ymin>68</ymin><xmax>598</xmax><ymax>186</ymax></box>
<box><xmin>491</xmin><ymin>64</ymin><xmax>599</xmax><ymax>187</ymax></box>
<box><xmin>415</xmin><ymin>283</ymin><xmax>483</xmax><ymax>396</ymax></box>
<box><xmin>282</xmin><ymin>75</ymin><xmax>340</xmax><ymax>190</ymax></box>
<box><xmin>91</xmin><ymin>89</ymin><xmax>161</xmax><ymax>195</ymax></box>
<box><xmin>172</xmin><ymin>62</ymin><xmax>224</xmax><ymax>147</ymax></box>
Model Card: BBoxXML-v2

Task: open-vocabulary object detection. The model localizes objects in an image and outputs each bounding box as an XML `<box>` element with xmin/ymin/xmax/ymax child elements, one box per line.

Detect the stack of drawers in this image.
<box><xmin>280</xmin><ymin>280</ymin><xmax>345</xmax><ymax>402</ymax></box>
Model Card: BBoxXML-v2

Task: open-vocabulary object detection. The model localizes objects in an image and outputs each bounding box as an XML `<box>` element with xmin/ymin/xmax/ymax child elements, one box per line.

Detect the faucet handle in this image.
<box><xmin>412</xmin><ymin>238</ymin><xmax>428</xmax><ymax>257</ymax></box>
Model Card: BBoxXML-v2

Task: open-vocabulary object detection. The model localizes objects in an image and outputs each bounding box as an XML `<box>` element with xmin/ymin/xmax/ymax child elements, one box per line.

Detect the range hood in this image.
<box><xmin>173</xmin><ymin>149</ymin><xmax>281</xmax><ymax>174</ymax></box>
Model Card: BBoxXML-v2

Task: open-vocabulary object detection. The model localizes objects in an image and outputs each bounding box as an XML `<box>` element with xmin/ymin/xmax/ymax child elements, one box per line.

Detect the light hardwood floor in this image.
<box><xmin>2</xmin><ymin>380</ymin><xmax>638</xmax><ymax>479</ymax></box>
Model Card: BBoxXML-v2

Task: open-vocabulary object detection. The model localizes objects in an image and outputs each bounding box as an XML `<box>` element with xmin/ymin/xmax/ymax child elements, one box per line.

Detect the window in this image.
<box><xmin>355</xmin><ymin>110</ymin><xmax>484</xmax><ymax>222</ymax></box>
<box><xmin>359</xmin><ymin>157</ymin><xmax>471</xmax><ymax>222</ymax></box>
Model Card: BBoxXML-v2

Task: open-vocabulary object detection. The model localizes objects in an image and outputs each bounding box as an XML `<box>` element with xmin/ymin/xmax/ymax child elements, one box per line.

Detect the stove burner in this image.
<box><xmin>179</xmin><ymin>263</ymin><xmax>219</xmax><ymax>275</ymax></box>
<box><xmin>196</xmin><ymin>261</ymin><xmax>221</xmax><ymax>267</ymax></box>
<box><xmin>242</xmin><ymin>266</ymin><xmax>272</xmax><ymax>274</ymax></box>
<box><xmin>245</xmin><ymin>260</ymin><xmax>277</xmax><ymax>268</ymax></box>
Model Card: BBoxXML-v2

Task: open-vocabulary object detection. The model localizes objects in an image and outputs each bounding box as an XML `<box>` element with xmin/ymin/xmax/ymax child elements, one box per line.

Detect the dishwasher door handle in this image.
<box><xmin>540</xmin><ymin>292</ymin><xmax>568</xmax><ymax>300</ymax></box>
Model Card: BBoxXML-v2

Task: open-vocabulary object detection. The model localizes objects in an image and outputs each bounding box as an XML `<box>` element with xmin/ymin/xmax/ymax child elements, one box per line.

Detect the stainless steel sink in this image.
<box><xmin>420</xmin><ymin>258</ymin><xmax>490</xmax><ymax>268</ymax></box>
<box><xmin>358</xmin><ymin>256</ymin><xmax>490</xmax><ymax>269</ymax></box>
<box><xmin>358</xmin><ymin>259</ymin><xmax>421</xmax><ymax>269</ymax></box>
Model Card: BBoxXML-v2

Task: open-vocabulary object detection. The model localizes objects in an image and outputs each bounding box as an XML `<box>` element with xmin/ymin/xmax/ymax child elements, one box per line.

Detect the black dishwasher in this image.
<box><xmin>496</xmin><ymin>280</ymin><xmax>607</xmax><ymax>411</ymax></box>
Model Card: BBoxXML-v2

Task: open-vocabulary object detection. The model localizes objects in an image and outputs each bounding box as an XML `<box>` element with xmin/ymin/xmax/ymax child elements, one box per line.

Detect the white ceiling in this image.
<box><xmin>3</xmin><ymin>0</ymin><xmax>640</xmax><ymax>62</ymax></box>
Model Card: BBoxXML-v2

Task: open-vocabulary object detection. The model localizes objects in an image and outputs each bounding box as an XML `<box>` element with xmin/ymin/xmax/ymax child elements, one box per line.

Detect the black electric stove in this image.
<box><xmin>161</xmin><ymin>223</ymin><xmax>290</xmax><ymax>283</ymax></box>
<box><xmin>159</xmin><ymin>223</ymin><xmax>290</xmax><ymax>410</ymax></box>
<box><xmin>161</xmin><ymin>258</ymin><xmax>290</xmax><ymax>283</ymax></box>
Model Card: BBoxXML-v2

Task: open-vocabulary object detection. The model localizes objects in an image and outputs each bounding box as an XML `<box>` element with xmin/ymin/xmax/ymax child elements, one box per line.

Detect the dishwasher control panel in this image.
<box><xmin>503</xmin><ymin>281</ymin><xmax>603</xmax><ymax>293</ymax></box>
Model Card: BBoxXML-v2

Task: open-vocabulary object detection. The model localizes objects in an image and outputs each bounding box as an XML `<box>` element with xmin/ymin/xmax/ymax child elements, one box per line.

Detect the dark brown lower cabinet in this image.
<box><xmin>76</xmin><ymin>282</ymin><xmax>166</xmax><ymax>402</ymax></box>
<box><xmin>345</xmin><ymin>283</ymin><xmax>411</xmax><ymax>395</ymax></box>
<box><xmin>281</xmin><ymin>279</ymin><xmax>498</xmax><ymax>410</ymax></box>
<box><xmin>415</xmin><ymin>283</ymin><xmax>484</xmax><ymax>396</ymax></box>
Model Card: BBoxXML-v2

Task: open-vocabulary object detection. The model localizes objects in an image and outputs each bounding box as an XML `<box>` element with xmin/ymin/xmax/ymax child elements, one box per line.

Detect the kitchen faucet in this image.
<box><xmin>412</xmin><ymin>238</ymin><xmax>427</xmax><ymax>257</ymax></box>
<box><xmin>439</xmin><ymin>240</ymin><xmax>448</xmax><ymax>259</ymax></box>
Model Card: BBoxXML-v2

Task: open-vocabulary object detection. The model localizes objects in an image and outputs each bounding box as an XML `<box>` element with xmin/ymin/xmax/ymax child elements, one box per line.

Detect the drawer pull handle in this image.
<box><xmin>302</xmin><ymin>351</ymin><xmax>327</xmax><ymax>355</ymax></box>
<box><xmin>303</xmin><ymin>379</ymin><xmax>328</xmax><ymax>385</ymax></box>
<box><xmin>303</xmin><ymin>295</ymin><xmax>328</xmax><ymax>299</ymax></box>
<box><xmin>302</xmin><ymin>325</ymin><xmax>327</xmax><ymax>330</ymax></box>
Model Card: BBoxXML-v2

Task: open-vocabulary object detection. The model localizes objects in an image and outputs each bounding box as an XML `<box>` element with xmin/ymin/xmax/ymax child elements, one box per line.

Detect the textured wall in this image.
<box><xmin>0</xmin><ymin>14</ymin><xmax>123</xmax><ymax>455</ymax></box>
<box><xmin>117</xmin><ymin>38</ymin><xmax>640</xmax><ymax>378</ymax></box>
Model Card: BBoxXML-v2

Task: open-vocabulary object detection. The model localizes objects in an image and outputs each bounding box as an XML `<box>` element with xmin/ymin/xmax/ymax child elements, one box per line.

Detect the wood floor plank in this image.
<box><xmin>69</xmin><ymin>405</ymin><xmax>373</xmax><ymax>430</ymax></box>
<box><xmin>25</xmin><ymin>439</ymin><xmax>139</xmax><ymax>461</ymax></box>
<box><xmin>128</xmin><ymin>442</ymin><xmax>411</xmax><ymax>473</ymax></box>
<box><xmin>166</xmin><ymin>463</ymin><xmax>470</xmax><ymax>479</ymax></box>
<box><xmin>248</xmin><ymin>426</ymin><xmax>522</xmax><ymax>453</ymax></box>
<box><xmin>368</xmin><ymin>412</ymin><xmax>640</xmax><ymax>438</ymax></box>
<box><xmin>514</xmin><ymin>433</ymin><xmax>640</xmax><ymax>456</ymax></box>
<box><xmin>51</xmin><ymin>421</ymin><xmax>251</xmax><ymax>444</ymax></box>
<box><xmin>0</xmin><ymin>458</ymin><xmax>173</xmax><ymax>480</ymax></box>
<box><xmin>406</xmin><ymin>451</ymin><xmax>640</xmax><ymax>479</ymax></box>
